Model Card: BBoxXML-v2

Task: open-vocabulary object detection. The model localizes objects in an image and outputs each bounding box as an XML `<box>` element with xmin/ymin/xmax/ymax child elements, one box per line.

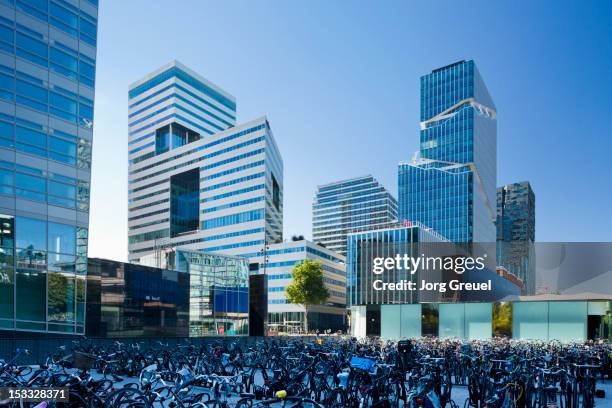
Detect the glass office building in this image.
<box><xmin>496</xmin><ymin>181</ymin><xmax>535</xmax><ymax>294</ymax></box>
<box><xmin>87</xmin><ymin>258</ymin><xmax>190</xmax><ymax>338</ymax></box>
<box><xmin>398</xmin><ymin>60</ymin><xmax>497</xmax><ymax>243</ymax></box>
<box><xmin>175</xmin><ymin>250</ymin><xmax>249</xmax><ymax>337</ymax></box>
<box><xmin>313</xmin><ymin>175</ymin><xmax>397</xmax><ymax>256</ymax></box>
<box><xmin>0</xmin><ymin>0</ymin><xmax>97</xmax><ymax>334</ymax></box>
<box><xmin>87</xmin><ymin>251</ymin><xmax>249</xmax><ymax>338</ymax></box>
<box><xmin>127</xmin><ymin>61</ymin><xmax>283</xmax><ymax>262</ymax></box>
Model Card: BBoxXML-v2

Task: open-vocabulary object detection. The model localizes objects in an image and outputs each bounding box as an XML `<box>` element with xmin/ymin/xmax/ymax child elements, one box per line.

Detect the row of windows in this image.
<box><xmin>313</xmin><ymin>208</ymin><xmax>393</xmax><ymax>227</ymax></box>
<box><xmin>313</xmin><ymin>192</ymin><xmax>391</xmax><ymax>210</ymax></box>
<box><xmin>129</xmin><ymin>198</ymin><xmax>169</xmax><ymax>212</ymax></box>
<box><xmin>202</xmin><ymin>196</ymin><xmax>264</xmax><ymax>214</ymax></box>
<box><xmin>0</xmin><ymin>114</ymin><xmax>91</xmax><ymax>169</ymax></box>
<box><xmin>128</xmin><ymin>208</ymin><xmax>168</xmax><ymax>222</ymax></box>
<box><xmin>315</xmin><ymin>186</ymin><xmax>387</xmax><ymax>205</ymax></box>
<box><xmin>202</xmin><ymin>227</ymin><xmax>263</xmax><ymax>242</ymax></box>
<box><xmin>129</xmin><ymin>146</ymin><xmax>263</xmax><ymax>187</ymax></box>
<box><xmin>202</xmin><ymin>172</ymin><xmax>265</xmax><ymax>193</ymax></box>
<box><xmin>202</xmin><ymin>209</ymin><xmax>264</xmax><ymax>230</ymax></box>
<box><xmin>203</xmin><ymin>240</ymin><xmax>264</xmax><ymax>253</ymax></box>
<box><xmin>313</xmin><ymin>213</ymin><xmax>393</xmax><ymax>232</ymax></box>
<box><xmin>313</xmin><ymin>198</ymin><xmax>397</xmax><ymax>218</ymax></box>
<box><xmin>269</xmin><ymin>287</ymin><xmax>285</xmax><ymax>293</ymax></box>
<box><xmin>129</xmin><ymin>83</ymin><xmax>236</xmax><ymax>123</ymax></box>
<box><xmin>0</xmin><ymin>66</ymin><xmax>94</xmax><ymax>128</ymax></box>
<box><xmin>202</xmin><ymin>160</ymin><xmax>264</xmax><ymax>182</ymax></box>
<box><xmin>129</xmin><ymin>91</ymin><xmax>233</xmax><ymax>130</ymax></box>
<box><xmin>128</xmin><ymin>217</ymin><xmax>168</xmax><ymax>231</ymax></box>
<box><xmin>128</xmin><ymin>188</ymin><xmax>169</xmax><ymax>204</ymax></box>
<box><xmin>318</xmin><ymin>177</ymin><xmax>374</xmax><ymax>194</ymax></box>
<box><xmin>0</xmin><ymin>160</ymin><xmax>88</xmax><ymax>210</ymax></box>
<box><xmin>129</xmin><ymin>135</ymin><xmax>264</xmax><ymax>180</ymax></box>
<box><xmin>7</xmin><ymin>0</ymin><xmax>97</xmax><ymax>45</ymax></box>
<box><xmin>14</xmin><ymin>215</ymin><xmax>85</xmax><ymax>255</ymax></box>
<box><xmin>316</xmin><ymin>182</ymin><xmax>379</xmax><ymax>200</ymax></box>
<box><xmin>202</xmin><ymin>184</ymin><xmax>264</xmax><ymax>203</ymax></box>
<box><xmin>129</xmin><ymin>66</ymin><xmax>235</xmax><ymax>112</ymax></box>
<box><xmin>128</xmin><ymin>228</ymin><xmax>168</xmax><ymax>245</ymax></box>
<box><xmin>0</xmin><ymin>20</ymin><xmax>95</xmax><ymax>88</ymax></box>
<box><xmin>128</xmin><ymin>102</ymin><xmax>225</xmax><ymax>134</ymax></box>
<box><xmin>129</xmin><ymin>126</ymin><xmax>264</xmax><ymax>180</ymax></box>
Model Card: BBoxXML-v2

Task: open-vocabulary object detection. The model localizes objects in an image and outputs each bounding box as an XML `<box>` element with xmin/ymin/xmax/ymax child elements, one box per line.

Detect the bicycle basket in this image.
<box><xmin>72</xmin><ymin>351</ymin><xmax>97</xmax><ymax>369</ymax></box>
<box><xmin>349</xmin><ymin>356</ymin><xmax>376</xmax><ymax>372</ymax></box>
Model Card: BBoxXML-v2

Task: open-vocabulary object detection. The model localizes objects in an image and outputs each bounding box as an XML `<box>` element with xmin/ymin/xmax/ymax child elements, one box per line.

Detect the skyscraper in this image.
<box><xmin>398</xmin><ymin>60</ymin><xmax>497</xmax><ymax>243</ymax></box>
<box><xmin>127</xmin><ymin>61</ymin><xmax>283</xmax><ymax>262</ymax></box>
<box><xmin>0</xmin><ymin>0</ymin><xmax>97</xmax><ymax>334</ymax></box>
<box><xmin>496</xmin><ymin>181</ymin><xmax>535</xmax><ymax>293</ymax></box>
<box><xmin>312</xmin><ymin>175</ymin><xmax>397</xmax><ymax>256</ymax></box>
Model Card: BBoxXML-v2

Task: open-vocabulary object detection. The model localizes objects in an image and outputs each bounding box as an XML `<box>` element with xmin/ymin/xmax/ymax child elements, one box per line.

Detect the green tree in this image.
<box><xmin>285</xmin><ymin>259</ymin><xmax>329</xmax><ymax>333</ymax></box>
<box><xmin>492</xmin><ymin>302</ymin><xmax>512</xmax><ymax>338</ymax></box>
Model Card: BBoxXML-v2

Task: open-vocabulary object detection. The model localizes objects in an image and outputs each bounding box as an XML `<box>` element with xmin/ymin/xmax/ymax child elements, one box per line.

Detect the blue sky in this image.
<box><xmin>89</xmin><ymin>0</ymin><xmax>612</xmax><ymax>261</ymax></box>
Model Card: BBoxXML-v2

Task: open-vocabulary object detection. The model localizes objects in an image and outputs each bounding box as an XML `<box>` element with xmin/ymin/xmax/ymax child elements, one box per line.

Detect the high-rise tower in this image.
<box><xmin>0</xmin><ymin>0</ymin><xmax>98</xmax><ymax>334</ymax></box>
<box><xmin>127</xmin><ymin>61</ymin><xmax>283</xmax><ymax>262</ymax></box>
<box><xmin>398</xmin><ymin>60</ymin><xmax>497</xmax><ymax>243</ymax></box>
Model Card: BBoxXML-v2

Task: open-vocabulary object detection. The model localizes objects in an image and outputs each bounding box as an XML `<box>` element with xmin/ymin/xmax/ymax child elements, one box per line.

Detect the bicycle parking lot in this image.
<box><xmin>1</xmin><ymin>337</ymin><xmax>611</xmax><ymax>407</ymax></box>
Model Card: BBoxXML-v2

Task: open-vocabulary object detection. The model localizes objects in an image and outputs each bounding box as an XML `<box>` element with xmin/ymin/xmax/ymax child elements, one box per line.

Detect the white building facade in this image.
<box><xmin>247</xmin><ymin>240</ymin><xmax>346</xmax><ymax>333</ymax></box>
<box><xmin>127</xmin><ymin>61</ymin><xmax>282</xmax><ymax>262</ymax></box>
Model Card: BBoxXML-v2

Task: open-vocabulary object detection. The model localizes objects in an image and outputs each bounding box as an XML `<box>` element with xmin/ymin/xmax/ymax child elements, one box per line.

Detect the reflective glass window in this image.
<box><xmin>16</xmin><ymin>125</ymin><xmax>46</xmax><ymax>148</ymax></box>
<box><xmin>16</xmin><ymin>216</ymin><xmax>46</xmax><ymax>251</ymax></box>
<box><xmin>48</xmin><ymin>222</ymin><xmax>75</xmax><ymax>255</ymax></box>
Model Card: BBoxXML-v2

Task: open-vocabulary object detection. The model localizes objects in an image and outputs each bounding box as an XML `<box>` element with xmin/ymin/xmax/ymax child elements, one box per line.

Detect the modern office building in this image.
<box><xmin>87</xmin><ymin>250</ymin><xmax>249</xmax><ymax>338</ymax></box>
<box><xmin>0</xmin><ymin>0</ymin><xmax>97</xmax><ymax>335</ymax></box>
<box><xmin>346</xmin><ymin>223</ymin><xmax>520</xmax><ymax>337</ymax></box>
<box><xmin>496</xmin><ymin>181</ymin><xmax>535</xmax><ymax>294</ymax></box>
<box><xmin>246</xmin><ymin>239</ymin><xmax>346</xmax><ymax>333</ymax></box>
<box><xmin>127</xmin><ymin>61</ymin><xmax>283</xmax><ymax>262</ymax></box>
<box><xmin>398</xmin><ymin>60</ymin><xmax>497</xmax><ymax>244</ymax></box>
<box><xmin>312</xmin><ymin>175</ymin><xmax>397</xmax><ymax>256</ymax></box>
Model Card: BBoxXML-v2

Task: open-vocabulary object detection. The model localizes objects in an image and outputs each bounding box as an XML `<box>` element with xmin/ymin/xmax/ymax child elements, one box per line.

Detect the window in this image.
<box><xmin>272</xmin><ymin>173</ymin><xmax>280</xmax><ymax>211</ymax></box>
<box><xmin>49</xmin><ymin>137</ymin><xmax>76</xmax><ymax>165</ymax></box>
<box><xmin>170</xmin><ymin>168</ymin><xmax>200</xmax><ymax>237</ymax></box>
<box><xmin>16</xmin><ymin>216</ymin><xmax>46</xmax><ymax>251</ymax></box>
<box><xmin>16</xmin><ymin>80</ymin><xmax>48</xmax><ymax>104</ymax></box>
<box><xmin>48</xmin><ymin>222</ymin><xmax>76</xmax><ymax>255</ymax></box>
<box><xmin>16</xmin><ymin>125</ymin><xmax>46</xmax><ymax>148</ymax></box>
<box><xmin>15</xmin><ymin>32</ymin><xmax>48</xmax><ymax>59</ymax></box>
<box><xmin>50</xmin><ymin>2</ymin><xmax>78</xmax><ymax>36</ymax></box>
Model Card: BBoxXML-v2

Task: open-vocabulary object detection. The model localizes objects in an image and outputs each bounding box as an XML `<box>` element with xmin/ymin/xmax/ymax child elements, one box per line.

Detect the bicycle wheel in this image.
<box><xmin>104</xmin><ymin>388</ymin><xmax>151</xmax><ymax>408</ymax></box>
<box><xmin>324</xmin><ymin>388</ymin><xmax>346</xmax><ymax>408</ymax></box>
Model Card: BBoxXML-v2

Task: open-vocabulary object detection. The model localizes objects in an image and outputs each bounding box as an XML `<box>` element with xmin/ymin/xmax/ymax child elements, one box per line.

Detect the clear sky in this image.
<box><xmin>89</xmin><ymin>0</ymin><xmax>612</xmax><ymax>262</ymax></box>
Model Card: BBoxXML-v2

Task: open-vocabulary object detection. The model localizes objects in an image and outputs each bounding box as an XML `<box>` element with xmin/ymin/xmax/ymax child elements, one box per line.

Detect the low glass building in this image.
<box><xmin>87</xmin><ymin>249</ymin><xmax>249</xmax><ymax>338</ymax></box>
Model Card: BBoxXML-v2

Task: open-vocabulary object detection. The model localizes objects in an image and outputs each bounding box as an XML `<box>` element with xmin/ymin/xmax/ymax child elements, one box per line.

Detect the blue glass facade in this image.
<box><xmin>398</xmin><ymin>60</ymin><xmax>496</xmax><ymax>243</ymax></box>
<box><xmin>313</xmin><ymin>175</ymin><xmax>397</xmax><ymax>255</ymax></box>
<box><xmin>0</xmin><ymin>0</ymin><xmax>97</xmax><ymax>334</ymax></box>
<box><xmin>496</xmin><ymin>181</ymin><xmax>536</xmax><ymax>294</ymax></box>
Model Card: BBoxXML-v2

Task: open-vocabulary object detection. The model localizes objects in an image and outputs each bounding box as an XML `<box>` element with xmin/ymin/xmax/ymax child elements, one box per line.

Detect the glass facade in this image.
<box><xmin>313</xmin><ymin>175</ymin><xmax>397</xmax><ymax>256</ymax></box>
<box><xmin>496</xmin><ymin>181</ymin><xmax>536</xmax><ymax>294</ymax></box>
<box><xmin>360</xmin><ymin>301</ymin><xmax>612</xmax><ymax>342</ymax></box>
<box><xmin>87</xmin><ymin>251</ymin><xmax>250</xmax><ymax>338</ymax></box>
<box><xmin>0</xmin><ymin>0</ymin><xmax>96</xmax><ymax>334</ymax></box>
<box><xmin>86</xmin><ymin>258</ymin><xmax>190</xmax><ymax>338</ymax></box>
<box><xmin>398</xmin><ymin>60</ymin><xmax>496</xmax><ymax>244</ymax></box>
<box><xmin>176</xmin><ymin>250</ymin><xmax>249</xmax><ymax>336</ymax></box>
